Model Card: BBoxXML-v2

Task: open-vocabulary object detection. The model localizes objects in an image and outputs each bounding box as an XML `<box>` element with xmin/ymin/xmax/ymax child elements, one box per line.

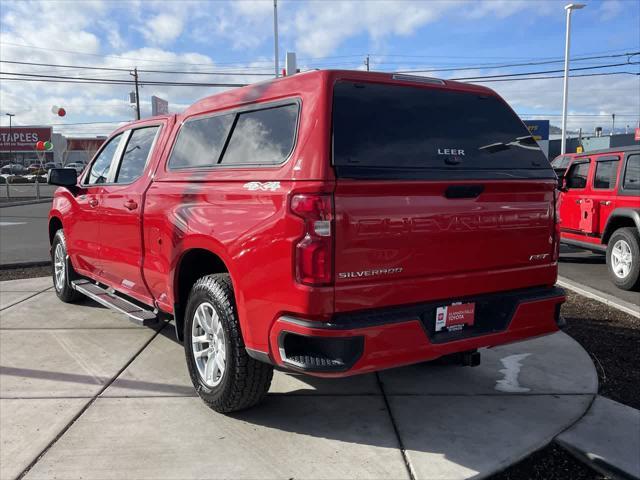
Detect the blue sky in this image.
<box><xmin>1</xmin><ymin>0</ymin><xmax>638</xmax><ymax>136</ymax></box>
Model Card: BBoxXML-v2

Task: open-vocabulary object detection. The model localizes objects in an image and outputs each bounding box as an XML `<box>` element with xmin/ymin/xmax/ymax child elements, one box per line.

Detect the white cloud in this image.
<box><xmin>141</xmin><ymin>13</ymin><xmax>185</xmax><ymax>45</ymax></box>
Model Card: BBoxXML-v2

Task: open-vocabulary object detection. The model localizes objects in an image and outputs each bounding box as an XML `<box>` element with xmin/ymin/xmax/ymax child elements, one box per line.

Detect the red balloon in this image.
<box><xmin>58</xmin><ymin>108</ymin><xmax>66</xmax><ymax>117</ymax></box>
<box><xmin>35</xmin><ymin>141</ymin><xmax>44</xmax><ymax>151</ymax></box>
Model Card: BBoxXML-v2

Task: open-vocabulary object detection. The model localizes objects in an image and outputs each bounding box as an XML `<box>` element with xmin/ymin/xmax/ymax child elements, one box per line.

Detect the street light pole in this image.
<box><xmin>273</xmin><ymin>0</ymin><xmax>279</xmax><ymax>78</ymax></box>
<box><xmin>561</xmin><ymin>3</ymin><xmax>585</xmax><ymax>155</ymax></box>
<box><xmin>5</xmin><ymin>113</ymin><xmax>15</xmax><ymax>170</ymax></box>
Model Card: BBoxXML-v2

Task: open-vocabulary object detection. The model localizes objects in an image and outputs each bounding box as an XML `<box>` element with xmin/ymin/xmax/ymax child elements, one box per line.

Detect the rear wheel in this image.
<box><xmin>184</xmin><ymin>274</ymin><xmax>273</xmax><ymax>413</ymax></box>
<box><xmin>606</xmin><ymin>228</ymin><xmax>640</xmax><ymax>291</ymax></box>
<box><xmin>51</xmin><ymin>230</ymin><xmax>83</xmax><ymax>302</ymax></box>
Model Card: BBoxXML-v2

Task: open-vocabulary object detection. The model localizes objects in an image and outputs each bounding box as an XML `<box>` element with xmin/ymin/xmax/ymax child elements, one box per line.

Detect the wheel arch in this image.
<box><xmin>48</xmin><ymin>216</ymin><xmax>63</xmax><ymax>244</ymax></box>
<box><xmin>173</xmin><ymin>247</ymin><xmax>233</xmax><ymax>342</ymax></box>
<box><xmin>602</xmin><ymin>209</ymin><xmax>640</xmax><ymax>244</ymax></box>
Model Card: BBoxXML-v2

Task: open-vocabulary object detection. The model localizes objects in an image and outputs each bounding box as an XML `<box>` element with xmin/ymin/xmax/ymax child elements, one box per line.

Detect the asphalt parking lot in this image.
<box><xmin>1</xmin><ymin>202</ymin><xmax>639</xmax><ymax>311</ymax></box>
<box><xmin>0</xmin><ymin>202</ymin><xmax>51</xmax><ymax>265</ymax></box>
<box><xmin>1</xmin><ymin>276</ymin><xmax>605</xmax><ymax>480</ymax></box>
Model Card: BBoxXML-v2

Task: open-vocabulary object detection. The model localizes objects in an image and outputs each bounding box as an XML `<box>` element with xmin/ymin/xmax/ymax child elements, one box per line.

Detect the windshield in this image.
<box><xmin>332</xmin><ymin>81</ymin><xmax>554</xmax><ymax>179</ymax></box>
<box><xmin>551</xmin><ymin>155</ymin><xmax>572</xmax><ymax>169</ymax></box>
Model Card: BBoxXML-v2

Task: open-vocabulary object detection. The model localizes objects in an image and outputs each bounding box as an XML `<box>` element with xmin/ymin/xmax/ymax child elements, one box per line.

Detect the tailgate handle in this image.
<box><xmin>444</xmin><ymin>185</ymin><xmax>484</xmax><ymax>199</ymax></box>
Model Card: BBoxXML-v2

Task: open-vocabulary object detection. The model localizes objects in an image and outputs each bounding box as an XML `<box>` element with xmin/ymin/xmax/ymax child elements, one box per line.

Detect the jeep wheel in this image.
<box><xmin>51</xmin><ymin>230</ymin><xmax>83</xmax><ymax>302</ymax></box>
<box><xmin>184</xmin><ymin>274</ymin><xmax>273</xmax><ymax>413</ymax></box>
<box><xmin>606</xmin><ymin>227</ymin><xmax>640</xmax><ymax>291</ymax></box>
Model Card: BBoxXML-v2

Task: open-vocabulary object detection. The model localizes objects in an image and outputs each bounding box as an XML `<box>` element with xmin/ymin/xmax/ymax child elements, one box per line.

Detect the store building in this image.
<box><xmin>0</xmin><ymin>126</ymin><xmax>104</xmax><ymax>166</ymax></box>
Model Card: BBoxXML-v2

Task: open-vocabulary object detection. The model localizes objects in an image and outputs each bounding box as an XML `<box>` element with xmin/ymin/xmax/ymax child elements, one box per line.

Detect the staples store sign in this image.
<box><xmin>0</xmin><ymin>127</ymin><xmax>52</xmax><ymax>152</ymax></box>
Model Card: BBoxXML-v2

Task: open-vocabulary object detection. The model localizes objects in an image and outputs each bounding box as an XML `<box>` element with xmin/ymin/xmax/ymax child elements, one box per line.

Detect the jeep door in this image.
<box><xmin>560</xmin><ymin>158</ymin><xmax>592</xmax><ymax>233</ymax></box>
<box><xmin>591</xmin><ymin>154</ymin><xmax>621</xmax><ymax>235</ymax></box>
<box><xmin>98</xmin><ymin>124</ymin><xmax>163</xmax><ymax>304</ymax></box>
<box><xmin>69</xmin><ymin>133</ymin><xmax>125</xmax><ymax>276</ymax></box>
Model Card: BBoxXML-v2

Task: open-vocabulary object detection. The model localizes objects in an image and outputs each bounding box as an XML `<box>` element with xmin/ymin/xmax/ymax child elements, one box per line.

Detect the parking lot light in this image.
<box><xmin>561</xmin><ymin>3</ymin><xmax>586</xmax><ymax>155</ymax></box>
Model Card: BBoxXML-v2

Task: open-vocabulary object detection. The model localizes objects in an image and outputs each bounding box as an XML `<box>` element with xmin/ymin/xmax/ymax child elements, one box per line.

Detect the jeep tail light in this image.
<box><xmin>291</xmin><ymin>193</ymin><xmax>333</xmax><ymax>286</ymax></box>
<box><xmin>553</xmin><ymin>189</ymin><xmax>561</xmax><ymax>261</ymax></box>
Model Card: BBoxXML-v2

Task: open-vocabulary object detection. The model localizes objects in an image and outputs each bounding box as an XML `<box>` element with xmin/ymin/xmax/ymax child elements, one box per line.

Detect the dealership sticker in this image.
<box><xmin>435</xmin><ymin>302</ymin><xmax>475</xmax><ymax>332</ymax></box>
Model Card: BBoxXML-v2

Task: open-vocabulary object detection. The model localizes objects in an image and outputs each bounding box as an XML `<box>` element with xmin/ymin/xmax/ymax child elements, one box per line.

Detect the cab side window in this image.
<box><xmin>115</xmin><ymin>127</ymin><xmax>159</xmax><ymax>184</ymax></box>
<box><xmin>168</xmin><ymin>114</ymin><xmax>234</xmax><ymax>169</ymax></box>
<box><xmin>593</xmin><ymin>159</ymin><xmax>619</xmax><ymax>189</ymax></box>
<box><xmin>86</xmin><ymin>133</ymin><xmax>123</xmax><ymax>185</ymax></box>
<box><xmin>565</xmin><ymin>161</ymin><xmax>590</xmax><ymax>189</ymax></box>
<box><xmin>220</xmin><ymin>104</ymin><xmax>298</xmax><ymax>166</ymax></box>
<box><xmin>623</xmin><ymin>154</ymin><xmax>639</xmax><ymax>190</ymax></box>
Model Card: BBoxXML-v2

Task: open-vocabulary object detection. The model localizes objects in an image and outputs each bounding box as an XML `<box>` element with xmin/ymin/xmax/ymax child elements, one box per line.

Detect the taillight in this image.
<box><xmin>290</xmin><ymin>193</ymin><xmax>333</xmax><ymax>286</ymax></box>
<box><xmin>553</xmin><ymin>189</ymin><xmax>562</xmax><ymax>261</ymax></box>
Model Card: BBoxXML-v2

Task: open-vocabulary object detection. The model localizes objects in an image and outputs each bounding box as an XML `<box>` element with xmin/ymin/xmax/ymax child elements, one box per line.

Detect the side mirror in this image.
<box><xmin>48</xmin><ymin>168</ymin><xmax>78</xmax><ymax>188</ymax></box>
<box><xmin>558</xmin><ymin>177</ymin><xmax>569</xmax><ymax>193</ymax></box>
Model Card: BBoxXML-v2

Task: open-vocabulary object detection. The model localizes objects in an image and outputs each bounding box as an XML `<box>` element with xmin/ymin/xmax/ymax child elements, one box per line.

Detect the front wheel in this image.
<box><xmin>184</xmin><ymin>274</ymin><xmax>273</xmax><ymax>413</ymax></box>
<box><xmin>606</xmin><ymin>227</ymin><xmax>640</xmax><ymax>291</ymax></box>
<box><xmin>51</xmin><ymin>230</ymin><xmax>82</xmax><ymax>302</ymax></box>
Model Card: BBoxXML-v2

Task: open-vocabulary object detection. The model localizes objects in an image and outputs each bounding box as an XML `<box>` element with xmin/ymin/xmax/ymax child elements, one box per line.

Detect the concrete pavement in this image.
<box><xmin>557</xmin><ymin>395</ymin><xmax>640</xmax><ymax>480</ymax></box>
<box><xmin>0</xmin><ymin>277</ymin><xmax>600</xmax><ymax>480</ymax></box>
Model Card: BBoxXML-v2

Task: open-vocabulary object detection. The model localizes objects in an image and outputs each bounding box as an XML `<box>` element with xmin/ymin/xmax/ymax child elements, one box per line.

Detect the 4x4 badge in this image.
<box><xmin>243</xmin><ymin>181</ymin><xmax>281</xmax><ymax>192</ymax></box>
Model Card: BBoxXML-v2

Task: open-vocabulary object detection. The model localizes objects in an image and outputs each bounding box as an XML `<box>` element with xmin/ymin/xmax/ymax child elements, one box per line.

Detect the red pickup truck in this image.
<box><xmin>48</xmin><ymin>70</ymin><xmax>565</xmax><ymax>412</ymax></box>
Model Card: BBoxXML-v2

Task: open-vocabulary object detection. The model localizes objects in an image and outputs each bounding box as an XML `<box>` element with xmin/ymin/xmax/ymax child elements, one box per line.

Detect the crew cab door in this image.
<box><xmin>98</xmin><ymin>124</ymin><xmax>162</xmax><ymax>304</ymax></box>
<box><xmin>560</xmin><ymin>158</ymin><xmax>592</xmax><ymax>233</ymax></box>
<box><xmin>68</xmin><ymin>133</ymin><xmax>125</xmax><ymax>276</ymax></box>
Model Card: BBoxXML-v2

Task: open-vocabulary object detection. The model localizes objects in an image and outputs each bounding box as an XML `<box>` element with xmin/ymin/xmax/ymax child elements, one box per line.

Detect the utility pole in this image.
<box><xmin>365</xmin><ymin>54</ymin><xmax>370</xmax><ymax>71</ymax></box>
<box><xmin>5</xmin><ymin>113</ymin><xmax>15</xmax><ymax>169</ymax></box>
<box><xmin>130</xmin><ymin>67</ymin><xmax>141</xmax><ymax>120</ymax></box>
<box><xmin>273</xmin><ymin>0</ymin><xmax>279</xmax><ymax>78</ymax></box>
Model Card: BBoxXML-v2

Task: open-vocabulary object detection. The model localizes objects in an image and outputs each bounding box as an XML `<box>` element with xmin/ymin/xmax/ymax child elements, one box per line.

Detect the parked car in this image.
<box><xmin>44</xmin><ymin>162</ymin><xmax>59</xmax><ymax>171</ymax></box>
<box><xmin>0</xmin><ymin>164</ymin><xmax>26</xmax><ymax>175</ymax></box>
<box><xmin>64</xmin><ymin>162</ymin><xmax>86</xmax><ymax>174</ymax></box>
<box><xmin>559</xmin><ymin>145</ymin><xmax>640</xmax><ymax>290</ymax></box>
<box><xmin>27</xmin><ymin>164</ymin><xmax>47</xmax><ymax>175</ymax></box>
<box><xmin>48</xmin><ymin>70</ymin><xmax>566</xmax><ymax>413</ymax></box>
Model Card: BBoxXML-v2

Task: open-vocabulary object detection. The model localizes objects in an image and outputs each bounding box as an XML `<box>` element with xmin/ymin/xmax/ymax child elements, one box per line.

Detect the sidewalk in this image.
<box><xmin>1</xmin><ymin>277</ymin><xmax>599</xmax><ymax>480</ymax></box>
<box><xmin>557</xmin><ymin>395</ymin><xmax>640</xmax><ymax>480</ymax></box>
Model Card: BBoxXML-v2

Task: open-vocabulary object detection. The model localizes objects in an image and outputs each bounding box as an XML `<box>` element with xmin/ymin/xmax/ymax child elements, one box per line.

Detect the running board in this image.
<box><xmin>71</xmin><ymin>279</ymin><xmax>158</xmax><ymax>326</ymax></box>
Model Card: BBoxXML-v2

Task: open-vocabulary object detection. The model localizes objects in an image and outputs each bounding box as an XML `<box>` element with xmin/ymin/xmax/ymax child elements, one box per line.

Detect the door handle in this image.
<box><xmin>600</xmin><ymin>201</ymin><xmax>611</xmax><ymax>206</ymax></box>
<box><xmin>124</xmin><ymin>200</ymin><xmax>138</xmax><ymax>211</ymax></box>
<box><xmin>88</xmin><ymin>198</ymin><xmax>99</xmax><ymax>207</ymax></box>
<box><xmin>575</xmin><ymin>199</ymin><xmax>583</xmax><ymax>204</ymax></box>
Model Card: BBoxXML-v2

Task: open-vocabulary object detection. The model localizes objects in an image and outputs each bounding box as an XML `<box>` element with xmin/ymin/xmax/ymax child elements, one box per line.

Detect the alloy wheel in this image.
<box><xmin>191</xmin><ymin>302</ymin><xmax>226</xmax><ymax>388</ymax></box>
<box><xmin>611</xmin><ymin>239</ymin><xmax>633</xmax><ymax>279</ymax></box>
<box><xmin>54</xmin><ymin>243</ymin><xmax>66</xmax><ymax>291</ymax></box>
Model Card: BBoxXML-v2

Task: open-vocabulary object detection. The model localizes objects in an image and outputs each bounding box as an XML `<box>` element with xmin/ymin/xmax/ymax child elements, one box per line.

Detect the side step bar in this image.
<box><xmin>71</xmin><ymin>279</ymin><xmax>158</xmax><ymax>326</ymax></box>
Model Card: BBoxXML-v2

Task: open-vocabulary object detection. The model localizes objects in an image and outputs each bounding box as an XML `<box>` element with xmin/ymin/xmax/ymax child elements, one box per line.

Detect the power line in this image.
<box><xmin>449</xmin><ymin>62</ymin><xmax>640</xmax><ymax>81</ymax></box>
<box><xmin>395</xmin><ymin>52</ymin><xmax>639</xmax><ymax>74</ymax></box>
<box><xmin>0</xmin><ymin>59</ymin><xmax>274</xmax><ymax>76</ymax></box>
<box><xmin>467</xmin><ymin>71</ymin><xmax>639</xmax><ymax>82</ymax></box>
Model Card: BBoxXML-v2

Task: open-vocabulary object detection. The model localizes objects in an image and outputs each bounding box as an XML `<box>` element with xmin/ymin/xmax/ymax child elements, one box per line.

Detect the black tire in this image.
<box><xmin>51</xmin><ymin>230</ymin><xmax>83</xmax><ymax>303</ymax></box>
<box><xmin>184</xmin><ymin>274</ymin><xmax>273</xmax><ymax>413</ymax></box>
<box><xmin>606</xmin><ymin>227</ymin><xmax>640</xmax><ymax>291</ymax></box>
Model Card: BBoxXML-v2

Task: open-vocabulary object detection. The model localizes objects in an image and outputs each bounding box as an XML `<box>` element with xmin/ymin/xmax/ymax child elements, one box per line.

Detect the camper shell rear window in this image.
<box><xmin>332</xmin><ymin>81</ymin><xmax>554</xmax><ymax>180</ymax></box>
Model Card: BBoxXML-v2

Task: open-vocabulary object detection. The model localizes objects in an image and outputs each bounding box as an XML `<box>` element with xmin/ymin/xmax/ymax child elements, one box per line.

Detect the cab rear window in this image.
<box><xmin>332</xmin><ymin>81</ymin><xmax>553</xmax><ymax>180</ymax></box>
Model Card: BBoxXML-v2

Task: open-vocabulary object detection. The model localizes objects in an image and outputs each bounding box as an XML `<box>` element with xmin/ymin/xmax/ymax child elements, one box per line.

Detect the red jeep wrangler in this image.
<box><xmin>559</xmin><ymin>145</ymin><xmax>640</xmax><ymax>290</ymax></box>
<box><xmin>48</xmin><ymin>70</ymin><xmax>566</xmax><ymax>412</ymax></box>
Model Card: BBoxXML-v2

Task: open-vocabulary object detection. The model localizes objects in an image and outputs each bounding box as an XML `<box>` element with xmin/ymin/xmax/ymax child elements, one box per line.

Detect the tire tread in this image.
<box><xmin>185</xmin><ymin>274</ymin><xmax>273</xmax><ymax>413</ymax></box>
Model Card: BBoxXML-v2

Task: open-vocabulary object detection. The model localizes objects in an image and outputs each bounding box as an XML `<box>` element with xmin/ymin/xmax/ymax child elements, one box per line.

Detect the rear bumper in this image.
<box><xmin>266</xmin><ymin>286</ymin><xmax>566</xmax><ymax>376</ymax></box>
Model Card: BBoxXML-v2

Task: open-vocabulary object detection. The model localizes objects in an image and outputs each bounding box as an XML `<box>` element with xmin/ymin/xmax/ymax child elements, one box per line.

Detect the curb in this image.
<box><xmin>555</xmin><ymin>395</ymin><xmax>640</xmax><ymax>480</ymax></box>
<box><xmin>557</xmin><ymin>276</ymin><xmax>640</xmax><ymax>319</ymax></box>
<box><xmin>0</xmin><ymin>260</ymin><xmax>51</xmax><ymax>270</ymax></box>
<box><xmin>0</xmin><ymin>198</ymin><xmax>52</xmax><ymax>208</ymax></box>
